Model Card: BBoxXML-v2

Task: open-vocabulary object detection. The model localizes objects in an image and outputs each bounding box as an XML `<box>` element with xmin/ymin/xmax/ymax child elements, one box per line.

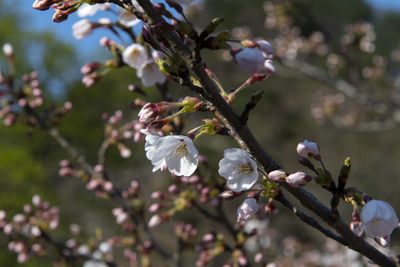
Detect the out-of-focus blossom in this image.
<box><xmin>141</xmin><ymin>130</ymin><xmax>199</xmax><ymax>176</ymax></box>
<box><xmin>237</xmin><ymin>198</ymin><xmax>259</xmax><ymax>222</ymax></box>
<box><xmin>361</xmin><ymin>200</ymin><xmax>399</xmax><ymax>246</ymax></box>
<box><xmin>77</xmin><ymin>3</ymin><xmax>111</xmax><ymax>18</ymax></box>
<box><xmin>122</xmin><ymin>44</ymin><xmax>148</xmax><ymax>69</ymax></box>
<box><xmin>2</xmin><ymin>43</ymin><xmax>13</xmax><ymax>57</ymax></box>
<box><xmin>286</xmin><ymin>171</ymin><xmax>312</xmax><ymax>187</ymax></box>
<box><xmin>72</xmin><ymin>19</ymin><xmax>93</xmax><ymax>40</ymax></box>
<box><xmin>296</xmin><ymin>140</ymin><xmax>320</xmax><ymax>159</ymax></box>
<box><xmin>137</xmin><ymin>60</ymin><xmax>167</xmax><ymax>87</ymax></box>
<box><xmin>218</xmin><ymin>148</ymin><xmax>258</xmax><ymax>192</ymax></box>
<box><xmin>99</xmin><ymin>242</ymin><xmax>112</xmax><ymax>254</ymax></box>
<box><xmin>118</xmin><ymin>8</ymin><xmax>141</xmax><ymax>28</ymax></box>
<box><xmin>83</xmin><ymin>260</ymin><xmax>108</xmax><ymax>267</ymax></box>
<box><xmin>148</xmin><ymin>214</ymin><xmax>162</xmax><ymax>228</ymax></box>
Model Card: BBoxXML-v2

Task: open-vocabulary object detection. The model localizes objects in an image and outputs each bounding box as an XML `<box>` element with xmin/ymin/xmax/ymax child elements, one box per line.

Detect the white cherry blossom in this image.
<box><xmin>122</xmin><ymin>44</ymin><xmax>148</xmax><ymax>69</ymax></box>
<box><xmin>218</xmin><ymin>148</ymin><xmax>258</xmax><ymax>192</ymax></box>
<box><xmin>137</xmin><ymin>60</ymin><xmax>167</xmax><ymax>87</ymax></box>
<box><xmin>141</xmin><ymin>130</ymin><xmax>199</xmax><ymax>176</ymax></box>
<box><xmin>234</xmin><ymin>48</ymin><xmax>266</xmax><ymax>74</ymax></box>
<box><xmin>118</xmin><ymin>8</ymin><xmax>141</xmax><ymax>28</ymax></box>
<box><xmin>237</xmin><ymin>198</ymin><xmax>259</xmax><ymax>222</ymax></box>
<box><xmin>361</xmin><ymin>200</ymin><xmax>399</xmax><ymax>245</ymax></box>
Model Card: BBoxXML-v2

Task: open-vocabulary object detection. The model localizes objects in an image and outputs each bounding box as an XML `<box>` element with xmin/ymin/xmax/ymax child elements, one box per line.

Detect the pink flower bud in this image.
<box><xmin>149</xmin><ymin>203</ymin><xmax>165</xmax><ymax>213</ymax></box>
<box><xmin>286</xmin><ymin>171</ymin><xmax>312</xmax><ymax>187</ymax></box>
<box><xmin>267</xmin><ymin>170</ymin><xmax>286</xmax><ymax>182</ymax></box>
<box><xmin>32</xmin><ymin>0</ymin><xmax>53</xmax><ymax>10</ymax></box>
<box><xmin>168</xmin><ymin>184</ymin><xmax>180</xmax><ymax>194</ymax></box>
<box><xmin>80</xmin><ymin>62</ymin><xmax>102</xmax><ymax>75</ymax></box>
<box><xmin>296</xmin><ymin>140</ymin><xmax>320</xmax><ymax>160</ymax></box>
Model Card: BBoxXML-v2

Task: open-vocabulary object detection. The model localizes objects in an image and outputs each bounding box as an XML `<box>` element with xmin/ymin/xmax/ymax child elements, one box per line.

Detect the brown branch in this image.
<box><xmin>276</xmin><ymin>193</ymin><xmax>348</xmax><ymax>246</ymax></box>
<box><xmin>129</xmin><ymin>0</ymin><xmax>397</xmax><ymax>265</ymax></box>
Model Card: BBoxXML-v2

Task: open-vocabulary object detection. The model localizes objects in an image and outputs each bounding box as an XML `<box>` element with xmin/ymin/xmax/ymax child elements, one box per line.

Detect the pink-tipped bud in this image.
<box><xmin>267</xmin><ymin>170</ymin><xmax>286</xmax><ymax>182</ymax></box>
<box><xmin>32</xmin><ymin>0</ymin><xmax>54</xmax><ymax>10</ymax></box>
<box><xmin>149</xmin><ymin>203</ymin><xmax>166</xmax><ymax>213</ymax></box>
<box><xmin>296</xmin><ymin>140</ymin><xmax>320</xmax><ymax>160</ymax></box>
<box><xmin>81</xmin><ymin>62</ymin><xmax>102</xmax><ymax>75</ymax></box>
<box><xmin>286</xmin><ymin>171</ymin><xmax>312</xmax><ymax>187</ymax></box>
<box><xmin>168</xmin><ymin>184</ymin><xmax>180</xmax><ymax>194</ymax></box>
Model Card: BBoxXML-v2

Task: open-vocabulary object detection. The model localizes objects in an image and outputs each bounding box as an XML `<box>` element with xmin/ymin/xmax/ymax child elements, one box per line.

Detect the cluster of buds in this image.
<box><xmin>0</xmin><ymin>195</ymin><xmax>59</xmax><ymax>263</ymax></box>
<box><xmin>147</xmin><ymin>184</ymin><xmax>193</xmax><ymax>228</ymax></box>
<box><xmin>103</xmin><ymin>110</ymin><xmax>135</xmax><ymax>158</ymax></box>
<box><xmin>195</xmin><ymin>232</ymin><xmax>225</xmax><ymax>267</ymax></box>
<box><xmin>174</xmin><ymin>222</ymin><xmax>198</xmax><ymax>242</ymax></box>
<box><xmin>86</xmin><ymin>165</ymin><xmax>114</xmax><ymax>196</ymax></box>
<box><xmin>341</xmin><ymin>21</ymin><xmax>376</xmax><ymax>53</ymax></box>
<box><xmin>138</xmin><ymin>97</ymin><xmax>204</xmax><ymax>128</ymax></box>
<box><xmin>58</xmin><ymin>159</ymin><xmax>79</xmax><ymax>177</ymax></box>
<box><xmin>81</xmin><ymin>57</ymin><xmax>122</xmax><ymax>88</ymax></box>
<box><xmin>0</xmin><ymin>56</ymin><xmax>72</xmax><ymax>128</ymax></box>
<box><xmin>32</xmin><ymin>0</ymin><xmax>108</xmax><ymax>23</ymax></box>
<box><xmin>310</xmin><ymin>93</ymin><xmax>353</xmax><ymax>126</ymax></box>
<box><xmin>263</xmin><ymin>2</ymin><xmax>328</xmax><ymax>60</ymax></box>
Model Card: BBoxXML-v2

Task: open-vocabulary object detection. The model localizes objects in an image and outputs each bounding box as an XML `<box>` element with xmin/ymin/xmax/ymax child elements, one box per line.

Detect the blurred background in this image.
<box><xmin>1</xmin><ymin>0</ymin><xmax>400</xmax><ymax>265</ymax></box>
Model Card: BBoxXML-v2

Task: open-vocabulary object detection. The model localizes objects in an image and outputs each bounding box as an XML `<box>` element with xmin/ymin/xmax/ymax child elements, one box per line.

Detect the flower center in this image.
<box><xmin>234</xmin><ymin>162</ymin><xmax>253</xmax><ymax>174</ymax></box>
<box><xmin>174</xmin><ymin>140</ymin><xmax>189</xmax><ymax>157</ymax></box>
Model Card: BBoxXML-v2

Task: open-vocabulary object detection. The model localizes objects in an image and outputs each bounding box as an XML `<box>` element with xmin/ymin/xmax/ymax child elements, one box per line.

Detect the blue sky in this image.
<box><xmin>12</xmin><ymin>0</ymin><xmax>400</xmax><ymax>61</ymax></box>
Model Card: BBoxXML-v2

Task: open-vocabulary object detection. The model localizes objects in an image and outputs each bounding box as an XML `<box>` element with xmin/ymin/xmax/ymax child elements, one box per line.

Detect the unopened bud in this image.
<box><xmin>267</xmin><ymin>170</ymin><xmax>286</xmax><ymax>182</ymax></box>
<box><xmin>297</xmin><ymin>140</ymin><xmax>321</xmax><ymax>160</ymax></box>
<box><xmin>286</xmin><ymin>171</ymin><xmax>312</xmax><ymax>187</ymax></box>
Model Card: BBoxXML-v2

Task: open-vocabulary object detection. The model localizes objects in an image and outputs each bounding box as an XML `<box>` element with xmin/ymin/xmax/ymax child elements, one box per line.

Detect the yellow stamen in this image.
<box><xmin>174</xmin><ymin>140</ymin><xmax>189</xmax><ymax>157</ymax></box>
<box><xmin>234</xmin><ymin>162</ymin><xmax>253</xmax><ymax>174</ymax></box>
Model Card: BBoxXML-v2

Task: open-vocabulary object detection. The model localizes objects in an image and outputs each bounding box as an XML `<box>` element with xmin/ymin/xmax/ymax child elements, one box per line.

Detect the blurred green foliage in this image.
<box><xmin>1</xmin><ymin>0</ymin><xmax>400</xmax><ymax>265</ymax></box>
